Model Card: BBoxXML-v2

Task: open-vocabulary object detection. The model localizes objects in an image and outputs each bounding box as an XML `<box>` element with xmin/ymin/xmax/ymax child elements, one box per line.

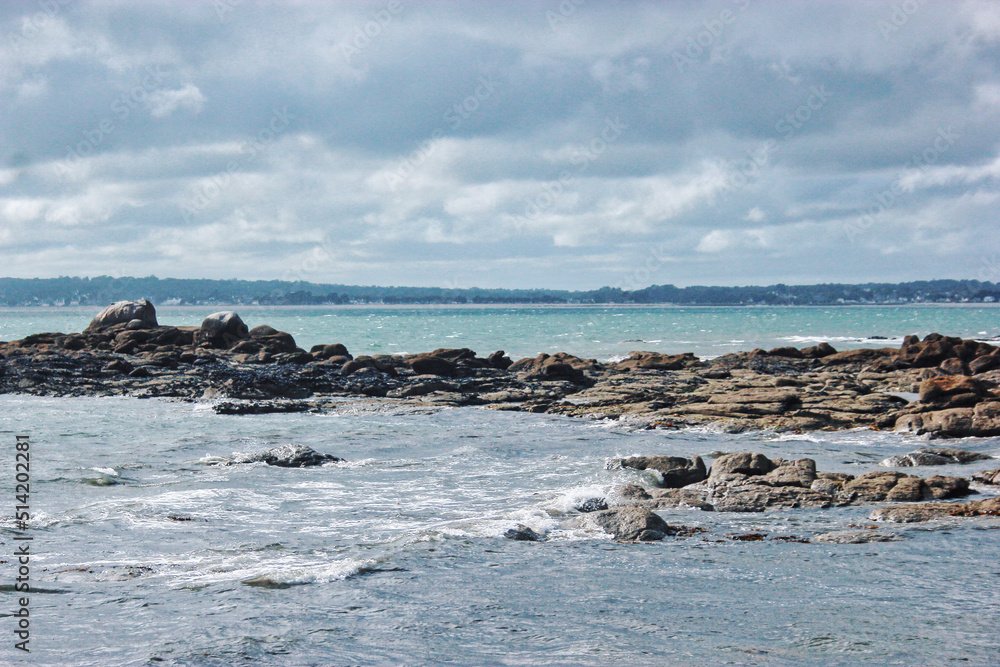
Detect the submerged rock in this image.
<box><xmin>503</xmin><ymin>524</ymin><xmax>542</xmax><ymax>541</ymax></box>
<box><xmin>813</xmin><ymin>529</ymin><xmax>902</xmax><ymax>544</ymax></box>
<box><xmin>223</xmin><ymin>444</ymin><xmax>342</xmax><ymax>468</ymax></box>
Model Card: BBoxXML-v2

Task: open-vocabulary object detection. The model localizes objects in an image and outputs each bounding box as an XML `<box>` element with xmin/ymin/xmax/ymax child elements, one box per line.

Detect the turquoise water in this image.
<box><xmin>2</xmin><ymin>304</ymin><xmax>998</xmax><ymax>360</ymax></box>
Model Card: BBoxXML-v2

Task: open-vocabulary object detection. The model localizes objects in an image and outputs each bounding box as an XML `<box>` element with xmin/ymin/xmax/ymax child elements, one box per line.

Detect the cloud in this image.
<box><xmin>145</xmin><ymin>84</ymin><xmax>206</xmax><ymax>118</ymax></box>
<box><xmin>0</xmin><ymin>1</ymin><xmax>998</xmax><ymax>288</ymax></box>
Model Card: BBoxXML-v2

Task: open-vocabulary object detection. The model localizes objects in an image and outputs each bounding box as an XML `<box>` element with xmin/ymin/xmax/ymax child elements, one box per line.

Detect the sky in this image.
<box><xmin>2</xmin><ymin>0</ymin><xmax>1000</xmax><ymax>291</ymax></box>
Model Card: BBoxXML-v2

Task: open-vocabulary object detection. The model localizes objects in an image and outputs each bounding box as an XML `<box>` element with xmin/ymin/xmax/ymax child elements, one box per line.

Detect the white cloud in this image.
<box><xmin>146</xmin><ymin>84</ymin><xmax>206</xmax><ymax>118</ymax></box>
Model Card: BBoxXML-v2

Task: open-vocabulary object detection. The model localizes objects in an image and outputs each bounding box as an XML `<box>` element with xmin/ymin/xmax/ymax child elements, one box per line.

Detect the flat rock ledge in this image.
<box><xmin>869</xmin><ymin>497</ymin><xmax>1000</xmax><ymax>523</ymax></box>
<box><xmin>5</xmin><ymin>304</ymin><xmax>1000</xmax><ymax>439</ymax></box>
<box><xmin>603</xmin><ymin>451</ymin><xmax>989</xmax><ymax>514</ymax></box>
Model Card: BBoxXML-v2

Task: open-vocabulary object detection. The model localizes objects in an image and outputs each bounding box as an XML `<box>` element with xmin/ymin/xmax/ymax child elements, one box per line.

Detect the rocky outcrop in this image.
<box><xmin>894</xmin><ymin>401</ymin><xmax>1000</xmax><ymax>438</ymax></box>
<box><xmin>813</xmin><ymin>529</ymin><xmax>902</xmax><ymax>543</ymax></box>
<box><xmin>613</xmin><ymin>351</ymin><xmax>703</xmax><ymax>371</ymax></box>
<box><xmin>86</xmin><ymin>300</ymin><xmax>158</xmax><ymax>330</ymax></box>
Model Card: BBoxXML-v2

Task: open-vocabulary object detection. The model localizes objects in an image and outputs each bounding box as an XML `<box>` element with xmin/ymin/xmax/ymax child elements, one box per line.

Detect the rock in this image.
<box><xmin>249</xmin><ymin>325</ymin><xmax>300</xmax><ymax>354</ymax></box>
<box><xmin>870</xmin><ymin>497</ymin><xmax>1000</xmax><ymax>523</ymax></box>
<box><xmin>709</xmin><ymin>484</ymin><xmax>834</xmax><ymax>512</ymax></box>
<box><xmin>613</xmin><ymin>455</ymin><xmax>708</xmax><ymax>488</ymax></box>
<box><xmin>645</xmin><ymin>487</ymin><xmax>714</xmax><ymax>511</ymax></box>
<box><xmin>708</xmin><ymin>452</ymin><xmax>776</xmax><ymax>479</ymax></box>
<box><xmin>801</xmin><ymin>342</ymin><xmax>837</xmax><ymax>358</ymax></box>
<box><xmin>761</xmin><ymin>458</ymin><xmax>817</xmax><ymax>487</ymax></box>
<box><xmin>895</xmin><ymin>401</ymin><xmax>1000</xmax><ymax>438</ymax></box>
<box><xmin>938</xmin><ymin>358</ymin><xmax>968</xmax><ymax>375</ymax></box>
<box><xmin>260</xmin><ymin>444</ymin><xmax>342</xmax><ymax>467</ymax></box>
<box><xmin>565</xmin><ymin>506</ymin><xmax>674</xmax><ymax>541</ymax></box>
<box><xmin>575</xmin><ymin>498</ymin><xmax>609</xmax><ymax>513</ymax></box>
<box><xmin>509</xmin><ymin>352</ymin><xmax>602</xmax><ymax>374</ymax></box>
<box><xmin>614</xmin><ymin>351</ymin><xmax>703</xmax><ymax>371</ymax></box>
<box><xmin>408</xmin><ymin>355</ymin><xmax>457</xmax><ymax>377</ymax></box>
<box><xmin>880</xmin><ymin>451</ymin><xmax>948</xmax><ymax>467</ymax></box>
<box><xmin>918</xmin><ymin>375</ymin><xmax>984</xmax><ymax>403</ymax></box>
<box><xmin>86</xmin><ymin>299</ymin><xmax>158</xmax><ymax>330</ymax></box>
<box><xmin>198</xmin><ymin>312</ymin><xmax>250</xmax><ymax>349</ymax></box>
<box><xmin>103</xmin><ymin>359</ymin><xmax>133</xmax><ymax>375</ymax></box>
<box><xmin>767</xmin><ymin>346</ymin><xmax>804</xmax><ymax>359</ymax></box>
<box><xmin>311</xmin><ymin>343</ymin><xmax>352</xmax><ymax>360</ymax></box>
<box><xmin>213</xmin><ymin>401</ymin><xmax>312</xmax><ymax>415</ymax></box>
<box><xmin>883</xmin><ymin>447</ymin><xmax>990</xmax><ymax>466</ymax></box>
<box><xmin>340</xmin><ymin>358</ymin><xmax>373</xmax><ymax>376</ymax></box>
<box><xmin>820</xmin><ymin>348</ymin><xmax>894</xmax><ymax>365</ymax></box>
<box><xmin>125</xmin><ymin>318</ymin><xmax>148</xmax><ymax>330</ymax></box>
<box><xmin>840</xmin><ymin>471</ymin><xmax>912</xmax><ymax>501</ymax></box>
<box><xmin>487</xmin><ymin>350</ymin><xmax>513</xmax><ymax>370</ymax></box>
<box><xmin>503</xmin><ymin>524</ymin><xmax>542</xmax><ymax>541</ymax></box>
<box><xmin>969</xmin><ymin>353</ymin><xmax>1000</xmax><ymax>375</ymax></box>
<box><xmin>606</xmin><ymin>484</ymin><xmax>652</xmax><ymax>504</ymax></box>
<box><xmin>972</xmin><ymin>469</ymin><xmax>1000</xmax><ymax>486</ymax></box>
<box><xmin>884</xmin><ymin>476</ymin><xmax>925</xmax><ymax>502</ymax></box>
<box><xmin>813</xmin><ymin>529</ymin><xmax>902</xmax><ymax>544</ymax></box>
<box><xmin>922</xmin><ymin>475</ymin><xmax>971</xmax><ymax>500</ymax></box>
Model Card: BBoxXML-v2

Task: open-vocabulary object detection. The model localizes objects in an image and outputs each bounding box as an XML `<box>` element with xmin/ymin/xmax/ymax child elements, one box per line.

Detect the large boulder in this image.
<box><xmin>565</xmin><ymin>506</ymin><xmax>674</xmax><ymax>541</ymax></box>
<box><xmin>613</xmin><ymin>455</ymin><xmax>708</xmax><ymax>488</ymax></box>
<box><xmin>197</xmin><ymin>311</ymin><xmax>250</xmax><ymax>349</ymax></box>
<box><xmin>894</xmin><ymin>401</ymin><xmax>1000</xmax><ymax>437</ymax></box>
<box><xmin>86</xmin><ymin>299</ymin><xmax>157</xmax><ymax>331</ymax></box>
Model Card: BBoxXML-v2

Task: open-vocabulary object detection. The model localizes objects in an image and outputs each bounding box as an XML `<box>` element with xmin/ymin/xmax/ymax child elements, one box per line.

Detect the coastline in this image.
<box><xmin>3</xmin><ymin>304</ymin><xmax>1000</xmax><ymax>440</ymax></box>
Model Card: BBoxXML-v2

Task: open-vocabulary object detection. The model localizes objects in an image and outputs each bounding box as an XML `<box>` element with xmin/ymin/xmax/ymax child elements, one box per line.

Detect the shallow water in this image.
<box><xmin>2</xmin><ymin>303</ymin><xmax>999</xmax><ymax>360</ymax></box>
<box><xmin>2</xmin><ymin>396</ymin><xmax>999</xmax><ymax>665</ymax></box>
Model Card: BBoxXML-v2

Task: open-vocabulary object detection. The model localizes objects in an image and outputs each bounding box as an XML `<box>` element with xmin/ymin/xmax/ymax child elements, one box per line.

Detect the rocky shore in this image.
<box><xmin>3</xmin><ymin>300</ymin><xmax>998</xmax><ymax>540</ymax></box>
<box><xmin>4</xmin><ymin>299</ymin><xmax>1000</xmax><ymax>439</ymax></box>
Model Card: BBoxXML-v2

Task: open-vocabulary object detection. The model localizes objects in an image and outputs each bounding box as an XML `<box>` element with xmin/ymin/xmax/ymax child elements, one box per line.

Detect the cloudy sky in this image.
<box><xmin>2</xmin><ymin>0</ymin><xmax>1000</xmax><ymax>290</ymax></box>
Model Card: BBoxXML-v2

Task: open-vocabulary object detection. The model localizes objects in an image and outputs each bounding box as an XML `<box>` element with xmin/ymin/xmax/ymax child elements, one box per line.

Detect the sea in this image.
<box><xmin>1</xmin><ymin>304</ymin><xmax>999</xmax><ymax>666</ymax></box>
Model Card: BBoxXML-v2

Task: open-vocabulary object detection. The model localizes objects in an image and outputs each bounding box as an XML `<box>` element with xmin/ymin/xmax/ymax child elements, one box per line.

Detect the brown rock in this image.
<box><xmin>801</xmin><ymin>342</ymin><xmax>837</xmax><ymax>358</ymax></box>
<box><xmin>614</xmin><ymin>351</ymin><xmax>702</xmax><ymax>371</ymax></box>
<box><xmin>841</xmin><ymin>471</ymin><xmax>911</xmax><ymax>501</ymax></box>
<box><xmin>922</xmin><ymin>475</ymin><xmax>971</xmax><ymax>500</ymax></box>
<box><xmin>972</xmin><ymin>469</ymin><xmax>1000</xmax><ymax>486</ymax></box>
<box><xmin>408</xmin><ymin>355</ymin><xmax>457</xmax><ymax>377</ymax></box>
<box><xmin>918</xmin><ymin>375</ymin><xmax>983</xmax><ymax>403</ymax></box>
<box><xmin>870</xmin><ymin>497</ymin><xmax>1000</xmax><ymax>523</ymax></box>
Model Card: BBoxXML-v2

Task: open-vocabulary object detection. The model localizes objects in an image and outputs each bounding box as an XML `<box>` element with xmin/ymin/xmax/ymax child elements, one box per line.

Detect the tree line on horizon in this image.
<box><xmin>0</xmin><ymin>276</ymin><xmax>998</xmax><ymax>307</ymax></box>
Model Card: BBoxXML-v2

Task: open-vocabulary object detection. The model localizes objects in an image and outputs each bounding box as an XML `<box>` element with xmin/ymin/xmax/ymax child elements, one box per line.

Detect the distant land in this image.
<box><xmin>0</xmin><ymin>277</ymin><xmax>998</xmax><ymax>307</ymax></box>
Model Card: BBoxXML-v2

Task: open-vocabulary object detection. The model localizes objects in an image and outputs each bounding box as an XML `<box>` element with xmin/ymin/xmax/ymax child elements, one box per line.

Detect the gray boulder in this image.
<box><xmin>86</xmin><ymin>299</ymin><xmax>157</xmax><ymax>330</ymax></box>
<box><xmin>224</xmin><ymin>444</ymin><xmax>342</xmax><ymax>468</ymax></box>
<box><xmin>198</xmin><ymin>311</ymin><xmax>250</xmax><ymax>348</ymax></box>
<box><xmin>565</xmin><ymin>506</ymin><xmax>673</xmax><ymax>541</ymax></box>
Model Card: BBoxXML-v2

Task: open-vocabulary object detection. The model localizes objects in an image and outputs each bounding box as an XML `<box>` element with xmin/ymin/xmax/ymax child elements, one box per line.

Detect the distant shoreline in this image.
<box><xmin>3</xmin><ymin>302</ymin><xmax>1000</xmax><ymax>310</ymax></box>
